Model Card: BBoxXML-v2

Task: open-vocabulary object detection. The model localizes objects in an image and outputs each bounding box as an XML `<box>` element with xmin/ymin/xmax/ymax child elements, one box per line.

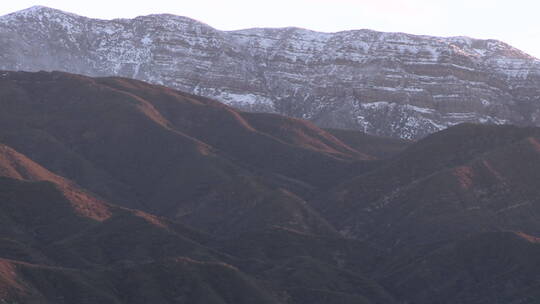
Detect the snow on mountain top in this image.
<box><xmin>1</xmin><ymin>5</ymin><xmax>539</xmax><ymax>140</ymax></box>
<box><xmin>2</xmin><ymin>5</ymin><xmax>78</xmax><ymax>19</ymax></box>
<box><xmin>2</xmin><ymin>5</ymin><xmax>537</xmax><ymax>60</ymax></box>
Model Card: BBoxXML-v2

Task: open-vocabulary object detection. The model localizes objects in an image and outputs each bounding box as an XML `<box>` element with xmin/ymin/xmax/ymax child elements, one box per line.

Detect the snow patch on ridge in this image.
<box><xmin>213</xmin><ymin>92</ymin><xmax>275</xmax><ymax>108</ymax></box>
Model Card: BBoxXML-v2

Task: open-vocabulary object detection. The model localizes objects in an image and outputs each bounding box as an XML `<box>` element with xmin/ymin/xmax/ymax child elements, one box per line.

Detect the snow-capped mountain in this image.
<box><xmin>1</xmin><ymin>6</ymin><xmax>539</xmax><ymax>139</ymax></box>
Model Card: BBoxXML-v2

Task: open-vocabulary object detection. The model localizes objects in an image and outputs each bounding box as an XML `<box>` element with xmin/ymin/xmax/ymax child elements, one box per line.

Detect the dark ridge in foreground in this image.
<box><xmin>0</xmin><ymin>71</ymin><xmax>539</xmax><ymax>303</ymax></box>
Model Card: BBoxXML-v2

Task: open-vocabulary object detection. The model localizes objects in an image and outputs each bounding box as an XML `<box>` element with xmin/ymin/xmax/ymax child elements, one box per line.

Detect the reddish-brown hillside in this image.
<box><xmin>0</xmin><ymin>71</ymin><xmax>363</xmax><ymax>237</ymax></box>
<box><xmin>1</xmin><ymin>71</ymin><xmax>540</xmax><ymax>303</ymax></box>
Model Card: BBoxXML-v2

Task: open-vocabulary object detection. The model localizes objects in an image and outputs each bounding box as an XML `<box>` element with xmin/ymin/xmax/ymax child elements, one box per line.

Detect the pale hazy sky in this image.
<box><xmin>1</xmin><ymin>0</ymin><xmax>539</xmax><ymax>58</ymax></box>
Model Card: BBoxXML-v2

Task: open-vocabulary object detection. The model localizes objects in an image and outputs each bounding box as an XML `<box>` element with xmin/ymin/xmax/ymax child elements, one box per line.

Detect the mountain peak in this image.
<box><xmin>1</xmin><ymin>5</ymin><xmax>79</xmax><ymax>20</ymax></box>
<box><xmin>17</xmin><ymin>5</ymin><xmax>49</xmax><ymax>12</ymax></box>
<box><xmin>1</xmin><ymin>6</ymin><xmax>539</xmax><ymax>140</ymax></box>
<box><xmin>10</xmin><ymin>5</ymin><xmax>57</xmax><ymax>15</ymax></box>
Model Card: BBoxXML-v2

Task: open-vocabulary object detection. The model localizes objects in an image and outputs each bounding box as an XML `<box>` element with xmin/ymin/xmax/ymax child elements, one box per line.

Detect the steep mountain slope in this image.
<box><xmin>0</xmin><ymin>144</ymin><xmax>292</xmax><ymax>303</ymax></box>
<box><xmin>1</xmin><ymin>6</ymin><xmax>540</xmax><ymax>139</ymax></box>
<box><xmin>317</xmin><ymin>124</ymin><xmax>540</xmax><ymax>251</ymax></box>
<box><xmin>0</xmin><ymin>144</ymin><xmax>221</xmax><ymax>265</ymax></box>
<box><xmin>1</xmin><ymin>71</ymin><xmax>540</xmax><ymax>303</ymax></box>
<box><xmin>0</xmin><ymin>144</ymin><xmax>113</xmax><ymax>247</ymax></box>
<box><xmin>0</xmin><ymin>70</ymin><xmax>377</xmax><ymax>239</ymax></box>
<box><xmin>0</xmin><ymin>142</ymin><xmax>393</xmax><ymax>303</ymax></box>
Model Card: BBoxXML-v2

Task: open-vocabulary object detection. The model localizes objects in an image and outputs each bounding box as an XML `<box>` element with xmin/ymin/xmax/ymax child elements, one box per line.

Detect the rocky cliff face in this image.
<box><xmin>1</xmin><ymin>6</ymin><xmax>540</xmax><ymax>139</ymax></box>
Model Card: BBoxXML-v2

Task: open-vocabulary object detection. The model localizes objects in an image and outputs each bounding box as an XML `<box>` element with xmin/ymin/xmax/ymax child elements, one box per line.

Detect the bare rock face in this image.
<box><xmin>1</xmin><ymin>6</ymin><xmax>540</xmax><ymax>139</ymax></box>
